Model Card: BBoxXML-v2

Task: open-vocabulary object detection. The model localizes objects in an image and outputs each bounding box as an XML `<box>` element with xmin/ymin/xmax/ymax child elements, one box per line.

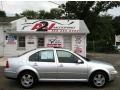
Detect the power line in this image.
<box><xmin>48</xmin><ymin>1</ymin><xmax>60</xmax><ymax>6</ymax></box>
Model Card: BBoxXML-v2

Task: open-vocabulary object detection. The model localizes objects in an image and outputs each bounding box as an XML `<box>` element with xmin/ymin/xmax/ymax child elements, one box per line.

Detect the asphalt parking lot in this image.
<box><xmin>0</xmin><ymin>53</ymin><xmax>120</xmax><ymax>90</ymax></box>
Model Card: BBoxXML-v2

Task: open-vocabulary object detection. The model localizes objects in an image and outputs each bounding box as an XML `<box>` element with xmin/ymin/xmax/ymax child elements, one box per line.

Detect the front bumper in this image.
<box><xmin>109</xmin><ymin>70</ymin><xmax>118</xmax><ymax>81</ymax></box>
<box><xmin>4</xmin><ymin>69</ymin><xmax>17</xmax><ymax>79</ymax></box>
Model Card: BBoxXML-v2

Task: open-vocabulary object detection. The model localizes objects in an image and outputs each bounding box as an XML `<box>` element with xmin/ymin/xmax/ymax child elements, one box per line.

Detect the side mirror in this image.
<box><xmin>77</xmin><ymin>59</ymin><xmax>83</xmax><ymax>64</ymax></box>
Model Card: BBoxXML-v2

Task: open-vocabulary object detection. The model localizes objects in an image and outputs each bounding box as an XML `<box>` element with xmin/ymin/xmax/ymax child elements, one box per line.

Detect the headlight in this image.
<box><xmin>108</xmin><ymin>66</ymin><xmax>118</xmax><ymax>74</ymax></box>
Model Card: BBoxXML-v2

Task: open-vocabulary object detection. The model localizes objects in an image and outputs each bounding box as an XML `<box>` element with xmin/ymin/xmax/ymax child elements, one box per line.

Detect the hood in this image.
<box><xmin>88</xmin><ymin>60</ymin><xmax>113</xmax><ymax>66</ymax></box>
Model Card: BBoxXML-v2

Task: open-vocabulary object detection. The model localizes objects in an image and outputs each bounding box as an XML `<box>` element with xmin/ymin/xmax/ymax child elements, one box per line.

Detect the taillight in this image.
<box><xmin>5</xmin><ymin>61</ymin><xmax>9</xmax><ymax>68</ymax></box>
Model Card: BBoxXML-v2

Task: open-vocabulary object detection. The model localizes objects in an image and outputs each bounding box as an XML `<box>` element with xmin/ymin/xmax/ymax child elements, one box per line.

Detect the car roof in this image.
<box><xmin>36</xmin><ymin>48</ymin><xmax>70</xmax><ymax>51</ymax></box>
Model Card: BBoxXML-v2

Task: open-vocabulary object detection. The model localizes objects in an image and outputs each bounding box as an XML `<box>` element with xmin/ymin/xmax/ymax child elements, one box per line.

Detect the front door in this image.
<box><xmin>29</xmin><ymin>50</ymin><xmax>57</xmax><ymax>79</ymax></box>
<box><xmin>56</xmin><ymin>50</ymin><xmax>88</xmax><ymax>79</ymax></box>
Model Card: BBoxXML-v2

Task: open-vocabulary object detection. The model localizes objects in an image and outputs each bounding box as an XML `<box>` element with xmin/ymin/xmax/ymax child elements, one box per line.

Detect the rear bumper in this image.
<box><xmin>4</xmin><ymin>69</ymin><xmax>17</xmax><ymax>79</ymax></box>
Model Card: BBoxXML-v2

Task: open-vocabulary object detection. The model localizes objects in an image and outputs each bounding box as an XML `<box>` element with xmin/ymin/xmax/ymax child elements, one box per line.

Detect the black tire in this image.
<box><xmin>89</xmin><ymin>71</ymin><xmax>109</xmax><ymax>88</ymax></box>
<box><xmin>18</xmin><ymin>71</ymin><xmax>38</xmax><ymax>89</ymax></box>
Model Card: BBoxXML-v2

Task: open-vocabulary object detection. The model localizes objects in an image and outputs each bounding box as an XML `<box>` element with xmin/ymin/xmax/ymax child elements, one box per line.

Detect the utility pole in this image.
<box><xmin>0</xmin><ymin>0</ymin><xmax>3</xmax><ymax>10</ymax></box>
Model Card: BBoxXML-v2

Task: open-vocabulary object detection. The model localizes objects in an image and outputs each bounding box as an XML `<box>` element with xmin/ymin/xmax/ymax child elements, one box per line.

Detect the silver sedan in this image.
<box><xmin>4</xmin><ymin>48</ymin><xmax>118</xmax><ymax>88</ymax></box>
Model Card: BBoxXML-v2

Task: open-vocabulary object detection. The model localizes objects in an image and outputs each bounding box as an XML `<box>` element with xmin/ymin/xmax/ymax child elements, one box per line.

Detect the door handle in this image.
<box><xmin>59</xmin><ymin>64</ymin><xmax>63</xmax><ymax>67</ymax></box>
<box><xmin>33</xmin><ymin>63</ymin><xmax>38</xmax><ymax>66</ymax></box>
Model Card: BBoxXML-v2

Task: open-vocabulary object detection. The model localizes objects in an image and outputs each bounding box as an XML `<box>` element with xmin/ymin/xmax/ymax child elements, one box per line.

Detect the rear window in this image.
<box><xmin>17</xmin><ymin>49</ymin><xmax>36</xmax><ymax>57</ymax></box>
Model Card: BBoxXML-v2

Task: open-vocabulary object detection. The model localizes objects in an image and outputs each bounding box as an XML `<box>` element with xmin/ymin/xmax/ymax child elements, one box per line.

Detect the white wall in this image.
<box><xmin>0</xmin><ymin>25</ymin><xmax>11</xmax><ymax>57</ymax></box>
<box><xmin>0</xmin><ymin>26</ymin><xmax>4</xmax><ymax>57</ymax></box>
<box><xmin>72</xmin><ymin>34</ymin><xmax>86</xmax><ymax>57</ymax></box>
<box><xmin>4</xmin><ymin>34</ymin><xmax>87</xmax><ymax>57</ymax></box>
<box><xmin>26</xmin><ymin>35</ymin><xmax>37</xmax><ymax>50</ymax></box>
<box><xmin>4</xmin><ymin>35</ymin><xmax>37</xmax><ymax>57</ymax></box>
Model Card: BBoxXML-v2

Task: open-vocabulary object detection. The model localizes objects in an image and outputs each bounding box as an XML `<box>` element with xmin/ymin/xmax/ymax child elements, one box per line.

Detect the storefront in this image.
<box><xmin>4</xmin><ymin>17</ymin><xmax>89</xmax><ymax>57</ymax></box>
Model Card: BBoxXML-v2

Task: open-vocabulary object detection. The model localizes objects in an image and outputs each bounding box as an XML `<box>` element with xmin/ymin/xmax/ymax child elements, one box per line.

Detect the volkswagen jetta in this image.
<box><xmin>4</xmin><ymin>48</ymin><xmax>118</xmax><ymax>88</ymax></box>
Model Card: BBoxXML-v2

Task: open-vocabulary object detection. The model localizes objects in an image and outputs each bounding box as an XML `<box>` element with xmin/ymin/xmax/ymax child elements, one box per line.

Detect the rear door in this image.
<box><xmin>29</xmin><ymin>49</ymin><xmax>57</xmax><ymax>79</ymax></box>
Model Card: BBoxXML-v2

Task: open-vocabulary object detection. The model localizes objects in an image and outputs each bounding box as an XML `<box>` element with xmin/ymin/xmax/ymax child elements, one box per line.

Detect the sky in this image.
<box><xmin>0</xmin><ymin>1</ymin><xmax>120</xmax><ymax>17</ymax></box>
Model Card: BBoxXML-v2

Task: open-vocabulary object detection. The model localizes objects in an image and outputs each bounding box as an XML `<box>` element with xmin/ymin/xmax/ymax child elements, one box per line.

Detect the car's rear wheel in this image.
<box><xmin>89</xmin><ymin>71</ymin><xmax>108</xmax><ymax>88</ymax></box>
<box><xmin>18</xmin><ymin>71</ymin><xmax>37</xmax><ymax>88</ymax></box>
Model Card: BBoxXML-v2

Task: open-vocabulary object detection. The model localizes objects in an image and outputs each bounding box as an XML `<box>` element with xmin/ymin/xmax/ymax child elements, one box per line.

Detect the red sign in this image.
<box><xmin>31</xmin><ymin>22</ymin><xmax>56</xmax><ymax>31</ymax></box>
<box><xmin>47</xmin><ymin>44</ymin><xmax>62</xmax><ymax>47</ymax></box>
<box><xmin>74</xmin><ymin>47</ymin><xmax>82</xmax><ymax>54</ymax></box>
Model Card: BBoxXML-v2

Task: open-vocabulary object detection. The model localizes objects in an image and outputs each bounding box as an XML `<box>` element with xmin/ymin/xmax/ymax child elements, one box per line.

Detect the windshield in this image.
<box><xmin>76</xmin><ymin>53</ymin><xmax>91</xmax><ymax>61</ymax></box>
<box><xmin>80</xmin><ymin>55</ymin><xmax>91</xmax><ymax>61</ymax></box>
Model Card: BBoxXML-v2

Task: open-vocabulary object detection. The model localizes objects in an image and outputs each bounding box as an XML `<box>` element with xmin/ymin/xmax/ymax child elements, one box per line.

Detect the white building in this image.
<box><xmin>0</xmin><ymin>21</ymin><xmax>11</xmax><ymax>57</ymax></box>
<box><xmin>1</xmin><ymin>17</ymin><xmax>89</xmax><ymax>57</ymax></box>
<box><xmin>115</xmin><ymin>35</ymin><xmax>120</xmax><ymax>51</ymax></box>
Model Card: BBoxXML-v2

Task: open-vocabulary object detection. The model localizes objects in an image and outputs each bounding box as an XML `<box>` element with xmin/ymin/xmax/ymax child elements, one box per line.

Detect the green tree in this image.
<box><xmin>38</xmin><ymin>10</ymin><xmax>52</xmax><ymax>19</ymax></box>
<box><xmin>50</xmin><ymin>8</ymin><xmax>64</xmax><ymax>19</ymax></box>
<box><xmin>112</xmin><ymin>16</ymin><xmax>120</xmax><ymax>35</ymax></box>
<box><xmin>95</xmin><ymin>15</ymin><xmax>115</xmax><ymax>41</ymax></box>
<box><xmin>38</xmin><ymin>9</ymin><xmax>64</xmax><ymax>19</ymax></box>
<box><xmin>87</xmin><ymin>15</ymin><xmax>116</xmax><ymax>52</ymax></box>
<box><xmin>21</xmin><ymin>10</ymin><xmax>38</xmax><ymax>19</ymax></box>
<box><xmin>0</xmin><ymin>10</ymin><xmax>6</xmax><ymax>17</ymax></box>
<box><xmin>15</xmin><ymin>13</ymin><xmax>21</xmax><ymax>18</ymax></box>
<box><xmin>60</xmin><ymin>1</ymin><xmax>120</xmax><ymax>40</ymax></box>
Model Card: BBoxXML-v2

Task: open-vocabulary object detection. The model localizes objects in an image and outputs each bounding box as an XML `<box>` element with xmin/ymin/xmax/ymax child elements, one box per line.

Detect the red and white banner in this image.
<box><xmin>17</xmin><ymin>20</ymin><xmax>80</xmax><ymax>33</ymax></box>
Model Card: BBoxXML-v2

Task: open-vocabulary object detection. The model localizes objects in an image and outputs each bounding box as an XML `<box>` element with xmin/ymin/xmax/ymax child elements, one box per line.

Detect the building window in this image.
<box><xmin>38</xmin><ymin>38</ymin><xmax>44</xmax><ymax>47</ymax></box>
<box><xmin>64</xmin><ymin>36</ymin><xmax>71</xmax><ymax>50</ymax></box>
<box><xmin>18</xmin><ymin>36</ymin><xmax>25</xmax><ymax>48</ymax></box>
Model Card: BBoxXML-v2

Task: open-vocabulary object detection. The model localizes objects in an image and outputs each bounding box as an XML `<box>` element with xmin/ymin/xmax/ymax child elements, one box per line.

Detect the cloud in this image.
<box><xmin>1</xmin><ymin>1</ymin><xmax>120</xmax><ymax>17</ymax></box>
<box><xmin>107</xmin><ymin>7</ymin><xmax>120</xmax><ymax>17</ymax></box>
<box><xmin>2</xmin><ymin>1</ymin><xmax>63</xmax><ymax>16</ymax></box>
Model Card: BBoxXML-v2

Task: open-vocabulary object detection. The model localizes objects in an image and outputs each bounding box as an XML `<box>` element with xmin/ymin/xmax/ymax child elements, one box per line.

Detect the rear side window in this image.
<box><xmin>29</xmin><ymin>52</ymin><xmax>39</xmax><ymax>61</ymax></box>
<box><xmin>29</xmin><ymin>50</ymin><xmax>54</xmax><ymax>62</ymax></box>
<box><xmin>39</xmin><ymin>50</ymin><xmax>54</xmax><ymax>62</ymax></box>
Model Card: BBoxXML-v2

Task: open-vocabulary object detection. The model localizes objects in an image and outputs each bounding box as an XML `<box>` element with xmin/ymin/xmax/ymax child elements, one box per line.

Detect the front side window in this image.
<box><xmin>57</xmin><ymin>50</ymin><xmax>79</xmax><ymax>63</ymax></box>
<box><xmin>18</xmin><ymin>36</ymin><xmax>25</xmax><ymax>47</ymax></box>
<box><xmin>29</xmin><ymin>50</ymin><xmax>54</xmax><ymax>62</ymax></box>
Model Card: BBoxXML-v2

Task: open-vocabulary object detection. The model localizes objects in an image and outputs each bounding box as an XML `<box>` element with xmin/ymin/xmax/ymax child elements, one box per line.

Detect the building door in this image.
<box><xmin>64</xmin><ymin>36</ymin><xmax>71</xmax><ymax>50</ymax></box>
<box><xmin>38</xmin><ymin>37</ymin><xmax>44</xmax><ymax>48</ymax></box>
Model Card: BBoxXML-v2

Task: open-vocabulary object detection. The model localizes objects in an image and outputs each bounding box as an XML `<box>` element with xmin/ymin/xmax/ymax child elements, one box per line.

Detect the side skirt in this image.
<box><xmin>39</xmin><ymin>79</ymin><xmax>88</xmax><ymax>82</ymax></box>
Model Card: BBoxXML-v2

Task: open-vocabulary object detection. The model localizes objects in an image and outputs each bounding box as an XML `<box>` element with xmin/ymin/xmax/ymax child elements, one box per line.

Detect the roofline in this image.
<box><xmin>10</xmin><ymin>17</ymin><xmax>86</xmax><ymax>23</ymax></box>
<box><xmin>10</xmin><ymin>17</ymin><xmax>27</xmax><ymax>24</ymax></box>
<box><xmin>6</xmin><ymin>31</ymin><xmax>89</xmax><ymax>35</ymax></box>
<box><xmin>0</xmin><ymin>22</ymin><xmax>11</xmax><ymax>25</ymax></box>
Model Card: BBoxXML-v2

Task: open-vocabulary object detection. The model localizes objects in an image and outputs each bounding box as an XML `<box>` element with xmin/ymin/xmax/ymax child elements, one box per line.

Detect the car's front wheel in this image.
<box><xmin>89</xmin><ymin>71</ymin><xmax>108</xmax><ymax>88</ymax></box>
<box><xmin>18</xmin><ymin>71</ymin><xmax>37</xmax><ymax>88</ymax></box>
